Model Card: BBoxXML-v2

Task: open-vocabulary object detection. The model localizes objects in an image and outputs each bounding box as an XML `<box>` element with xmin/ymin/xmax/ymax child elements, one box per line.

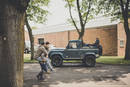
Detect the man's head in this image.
<box><xmin>45</xmin><ymin>42</ymin><xmax>50</xmax><ymax>47</ymax></box>
<box><xmin>96</xmin><ymin>38</ymin><xmax>99</xmax><ymax>40</ymax></box>
<box><xmin>45</xmin><ymin>41</ymin><xmax>50</xmax><ymax>45</ymax></box>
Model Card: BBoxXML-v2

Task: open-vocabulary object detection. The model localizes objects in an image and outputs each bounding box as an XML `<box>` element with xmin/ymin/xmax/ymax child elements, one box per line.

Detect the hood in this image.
<box><xmin>50</xmin><ymin>48</ymin><xmax>65</xmax><ymax>51</ymax></box>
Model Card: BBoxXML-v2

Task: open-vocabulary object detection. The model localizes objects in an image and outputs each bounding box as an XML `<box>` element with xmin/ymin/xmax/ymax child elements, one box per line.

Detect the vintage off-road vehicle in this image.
<box><xmin>48</xmin><ymin>40</ymin><xmax>102</xmax><ymax>67</ymax></box>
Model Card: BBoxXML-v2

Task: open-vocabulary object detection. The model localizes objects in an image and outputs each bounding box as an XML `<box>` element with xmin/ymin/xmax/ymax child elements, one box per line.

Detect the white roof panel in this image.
<box><xmin>32</xmin><ymin>16</ymin><xmax>120</xmax><ymax>35</ymax></box>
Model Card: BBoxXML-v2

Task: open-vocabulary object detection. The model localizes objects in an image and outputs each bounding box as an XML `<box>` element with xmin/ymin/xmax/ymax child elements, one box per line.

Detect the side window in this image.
<box><xmin>69</xmin><ymin>42</ymin><xmax>77</xmax><ymax>49</ymax></box>
<box><xmin>38</xmin><ymin>38</ymin><xmax>44</xmax><ymax>44</ymax></box>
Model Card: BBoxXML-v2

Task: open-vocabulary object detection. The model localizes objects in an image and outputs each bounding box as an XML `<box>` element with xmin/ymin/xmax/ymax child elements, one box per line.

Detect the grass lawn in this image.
<box><xmin>24</xmin><ymin>54</ymin><xmax>37</xmax><ymax>63</ymax></box>
<box><xmin>24</xmin><ymin>54</ymin><xmax>130</xmax><ymax>64</ymax></box>
<box><xmin>96</xmin><ymin>56</ymin><xmax>130</xmax><ymax>65</ymax></box>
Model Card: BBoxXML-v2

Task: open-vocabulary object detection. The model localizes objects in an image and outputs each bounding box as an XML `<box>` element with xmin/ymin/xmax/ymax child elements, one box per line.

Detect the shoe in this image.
<box><xmin>51</xmin><ymin>69</ymin><xmax>56</xmax><ymax>72</ymax></box>
<box><xmin>45</xmin><ymin>71</ymin><xmax>51</xmax><ymax>74</ymax></box>
<box><xmin>39</xmin><ymin>77</ymin><xmax>45</xmax><ymax>81</ymax></box>
<box><xmin>37</xmin><ymin>74</ymin><xmax>45</xmax><ymax>81</ymax></box>
<box><xmin>36</xmin><ymin>75</ymin><xmax>40</xmax><ymax>80</ymax></box>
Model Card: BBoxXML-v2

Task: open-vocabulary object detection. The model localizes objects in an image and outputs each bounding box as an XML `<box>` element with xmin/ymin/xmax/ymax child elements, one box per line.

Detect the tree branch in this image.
<box><xmin>25</xmin><ymin>13</ymin><xmax>34</xmax><ymax>60</ymax></box>
<box><xmin>83</xmin><ymin>0</ymin><xmax>91</xmax><ymax>27</ymax></box>
<box><xmin>66</xmin><ymin>0</ymin><xmax>80</xmax><ymax>34</ymax></box>
<box><xmin>120</xmin><ymin>0</ymin><xmax>130</xmax><ymax>33</ymax></box>
<box><xmin>125</xmin><ymin>0</ymin><xmax>129</xmax><ymax>16</ymax></box>
<box><xmin>120</xmin><ymin>0</ymin><xmax>125</xmax><ymax>16</ymax></box>
<box><xmin>77</xmin><ymin>0</ymin><xmax>84</xmax><ymax>29</ymax></box>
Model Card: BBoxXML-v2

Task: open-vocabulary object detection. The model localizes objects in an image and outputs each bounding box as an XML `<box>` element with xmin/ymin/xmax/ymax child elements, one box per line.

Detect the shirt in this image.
<box><xmin>34</xmin><ymin>45</ymin><xmax>48</xmax><ymax>59</ymax></box>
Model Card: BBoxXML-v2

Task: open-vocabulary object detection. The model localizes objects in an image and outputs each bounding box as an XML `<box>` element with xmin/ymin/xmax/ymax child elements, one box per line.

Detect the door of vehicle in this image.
<box><xmin>64</xmin><ymin>41</ymin><xmax>80</xmax><ymax>59</ymax></box>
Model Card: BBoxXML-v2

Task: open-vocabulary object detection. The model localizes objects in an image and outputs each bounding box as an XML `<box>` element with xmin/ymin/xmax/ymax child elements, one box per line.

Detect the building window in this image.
<box><xmin>38</xmin><ymin>38</ymin><xmax>44</xmax><ymax>44</ymax></box>
<box><xmin>120</xmin><ymin>40</ymin><xmax>124</xmax><ymax>48</ymax></box>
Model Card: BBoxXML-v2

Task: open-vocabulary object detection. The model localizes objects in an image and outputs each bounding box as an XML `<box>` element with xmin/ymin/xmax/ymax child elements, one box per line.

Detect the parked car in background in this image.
<box><xmin>24</xmin><ymin>41</ymin><xmax>31</xmax><ymax>54</ymax></box>
<box><xmin>34</xmin><ymin>45</ymin><xmax>39</xmax><ymax>53</ymax></box>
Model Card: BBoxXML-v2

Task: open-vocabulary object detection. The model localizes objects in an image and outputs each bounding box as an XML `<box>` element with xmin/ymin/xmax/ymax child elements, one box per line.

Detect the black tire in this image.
<box><xmin>83</xmin><ymin>55</ymin><xmax>96</xmax><ymax>67</ymax></box>
<box><xmin>51</xmin><ymin>55</ymin><xmax>63</xmax><ymax>67</ymax></box>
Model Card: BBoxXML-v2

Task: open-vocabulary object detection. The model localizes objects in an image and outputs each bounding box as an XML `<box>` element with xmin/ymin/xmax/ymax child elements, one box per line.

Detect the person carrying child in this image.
<box><xmin>34</xmin><ymin>42</ymin><xmax>48</xmax><ymax>80</ymax></box>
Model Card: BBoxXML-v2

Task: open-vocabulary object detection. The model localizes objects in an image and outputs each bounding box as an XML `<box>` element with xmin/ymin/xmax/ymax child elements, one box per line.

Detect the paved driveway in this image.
<box><xmin>24</xmin><ymin>63</ymin><xmax>130</xmax><ymax>87</ymax></box>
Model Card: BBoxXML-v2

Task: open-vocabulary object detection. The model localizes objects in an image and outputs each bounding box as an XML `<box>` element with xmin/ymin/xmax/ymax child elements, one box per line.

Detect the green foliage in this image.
<box><xmin>65</xmin><ymin>0</ymin><xmax>98</xmax><ymax>24</ymax></box>
<box><xmin>26</xmin><ymin>0</ymin><xmax>50</xmax><ymax>23</ymax></box>
<box><xmin>97</xmin><ymin>0</ymin><xmax>130</xmax><ymax>21</ymax></box>
<box><xmin>64</xmin><ymin>0</ymin><xmax>100</xmax><ymax>39</ymax></box>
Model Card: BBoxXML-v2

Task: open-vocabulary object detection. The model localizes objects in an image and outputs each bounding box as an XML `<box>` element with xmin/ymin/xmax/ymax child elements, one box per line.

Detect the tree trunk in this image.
<box><xmin>120</xmin><ymin>0</ymin><xmax>130</xmax><ymax>60</ymax></box>
<box><xmin>124</xmin><ymin>32</ymin><xmax>130</xmax><ymax>60</ymax></box>
<box><xmin>25</xmin><ymin>17</ymin><xmax>34</xmax><ymax>60</ymax></box>
<box><xmin>0</xmin><ymin>1</ymin><xmax>28</xmax><ymax>87</ymax></box>
<box><xmin>78</xmin><ymin>28</ymin><xmax>84</xmax><ymax>41</ymax></box>
<box><xmin>78</xmin><ymin>33</ymin><xmax>83</xmax><ymax>40</ymax></box>
<box><xmin>123</xmin><ymin>13</ymin><xmax>130</xmax><ymax>60</ymax></box>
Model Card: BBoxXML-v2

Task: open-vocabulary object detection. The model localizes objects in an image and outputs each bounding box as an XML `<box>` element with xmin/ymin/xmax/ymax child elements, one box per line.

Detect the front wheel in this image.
<box><xmin>51</xmin><ymin>55</ymin><xmax>63</xmax><ymax>67</ymax></box>
<box><xmin>83</xmin><ymin>55</ymin><xmax>96</xmax><ymax>67</ymax></box>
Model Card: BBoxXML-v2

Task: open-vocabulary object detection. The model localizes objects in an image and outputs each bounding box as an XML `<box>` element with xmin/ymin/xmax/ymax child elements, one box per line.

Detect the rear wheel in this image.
<box><xmin>83</xmin><ymin>55</ymin><xmax>96</xmax><ymax>67</ymax></box>
<box><xmin>51</xmin><ymin>55</ymin><xmax>63</xmax><ymax>67</ymax></box>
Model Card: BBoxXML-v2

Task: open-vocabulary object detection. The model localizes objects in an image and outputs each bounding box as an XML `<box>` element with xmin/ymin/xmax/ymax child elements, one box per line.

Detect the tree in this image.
<box><xmin>26</xmin><ymin>0</ymin><xmax>50</xmax><ymax>60</ymax></box>
<box><xmin>0</xmin><ymin>0</ymin><xmax>29</xmax><ymax>87</ymax></box>
<box><xmin>65</xmin><ymin>0</ymin><xmax>98</xmax><ymax>40</ymax></box>
<box><xmin>98</xmin><ymin>0</ymin><xmax>130</xmax><ymax>60</ymax></box>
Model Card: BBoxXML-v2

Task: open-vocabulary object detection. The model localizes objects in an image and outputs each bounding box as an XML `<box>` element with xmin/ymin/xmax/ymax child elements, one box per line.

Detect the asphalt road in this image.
<box><xmin>24</xmin><ymin>63</ymin><xmax>130</xmax><ymax>87</ymax></box>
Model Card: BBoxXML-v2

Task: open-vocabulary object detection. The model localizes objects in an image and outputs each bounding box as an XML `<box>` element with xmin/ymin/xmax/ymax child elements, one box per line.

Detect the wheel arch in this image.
<box><xmin>83</xmin><ymin>52</ymin><xmax>96</xmax><ymax>59</ymax></box>
<box><xmin>50</xmin><ymin>52</ymin><xmax>64</xmax><ymax>59</ymax></box>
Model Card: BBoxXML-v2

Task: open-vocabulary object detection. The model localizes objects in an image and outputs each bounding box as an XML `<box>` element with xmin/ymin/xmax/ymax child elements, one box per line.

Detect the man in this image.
<box><xmin>94</xmin><ymin>38</ymin><xmax>100</xmax><ymax>46</ymax></box>
<box><xmin>34</xmin><ymin>42</ymin><xmax>48</xmax><ymax>80</ymax></box>
<box><xmin>44</xmin><ymin>41</ymin><xmax>54</xmax><ymax>71</ymax></box>
<box><xmin>44</xmin><ymin>41</ymin><xmax>50</xmax><ymax>51</ymax></box>
<box><xmin>94</xmin><ymin>38</ymin><xmax>102</xmax><ymax>56</ymax></box>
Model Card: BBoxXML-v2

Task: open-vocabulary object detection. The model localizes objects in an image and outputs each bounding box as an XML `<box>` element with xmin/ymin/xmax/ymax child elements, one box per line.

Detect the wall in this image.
<box><xmin>69</xmin><ymin>25</ymin><xmax>117</xmax><ymax>56</ymax></box>
<box><xmin>44</xmin><ymin>31</ymin><xmax>69</xmax><ymax>47</ymax></box>
<box><xmin>33</xmin><ymin>34</ymin><xmax>44</xmax><ymax>45</ymax></box>
<box><xmin>117</xmin><ymin>19</ymin><xmax>130</xmax><ymax>56</ymax></box>
<box><xmin>34</xmin><ymin>31</ymin><xmax>69</xmax><ymax>47</ymax></box>
<box><xmin>24</xmin><ymin>30</ymin><xmax>30</xmax><ymax>41</ymax></box>
<box><xmin>83</xmin><ymin>26</ymin><xmax>117</xmax><ymax>56</ymax></box>
<box><xmin>117</xmin><ymin>23</ymin><xmax>126</xmax><ymax>56</ymax></box>
<box><xmin>33</xmin><ymin>25</ymin><xmax>118</xmax><ymax>56</ymax></box>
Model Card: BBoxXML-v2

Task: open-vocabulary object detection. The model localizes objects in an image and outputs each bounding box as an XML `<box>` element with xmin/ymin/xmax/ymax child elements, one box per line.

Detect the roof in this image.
<box><xmin>32</xmin><ymin>16</ymin><xmax>120</xmax><ymax>35</ymax></box>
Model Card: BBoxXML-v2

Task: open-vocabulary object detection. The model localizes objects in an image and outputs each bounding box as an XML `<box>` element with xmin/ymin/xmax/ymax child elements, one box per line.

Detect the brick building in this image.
<box><xmin>25</xmin><ymin>17</ymin><xmax>129</xmax><ymax>56</ymax></box>
<box><xmin>24</xmin><ymin>30</ymin><xmax>30</xmax><ymax>41</ymax></box>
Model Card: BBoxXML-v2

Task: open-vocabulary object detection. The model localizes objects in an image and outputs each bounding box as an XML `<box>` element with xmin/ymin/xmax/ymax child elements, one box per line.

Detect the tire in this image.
<box><xmin>51</xmin><ymin>55</ymin><xmax>63</xmax><ymax>67</ymax></box>
<box><xmin>83</xmin><ymin>55</ymin><xmax>96</xmax><ymax>67</ymax></box>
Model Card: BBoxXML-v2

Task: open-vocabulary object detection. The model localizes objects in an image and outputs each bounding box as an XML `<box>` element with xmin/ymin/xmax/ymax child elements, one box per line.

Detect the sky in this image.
<box><xmin>46</xmin><ymin>0</ymin><xmax>70</xmax><ymax>26</ymax></box>
<box><xmin>29</xmin><ymin>0</ymin><xmax>119</xmax><ymax>29</ymax></box>
<box><xmin>30</xmin><ymin>0</ymin><xmax>70</xmax><ymax>28</ymax></box>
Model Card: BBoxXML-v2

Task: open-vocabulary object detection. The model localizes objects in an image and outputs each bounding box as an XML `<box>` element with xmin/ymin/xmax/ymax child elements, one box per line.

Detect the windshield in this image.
<box><xmin>68</xmin><ymin>42</ymin><xmax>78</xmax><ymax>49</ymax></box>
